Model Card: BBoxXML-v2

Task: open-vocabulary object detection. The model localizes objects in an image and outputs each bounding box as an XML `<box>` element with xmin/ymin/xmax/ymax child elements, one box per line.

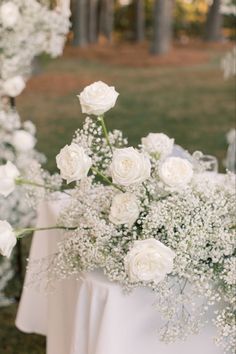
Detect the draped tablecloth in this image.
<box><xmin>16</xmin><ymin>191</ymin><xmax>224</xmax><ymax>354</ymax></box>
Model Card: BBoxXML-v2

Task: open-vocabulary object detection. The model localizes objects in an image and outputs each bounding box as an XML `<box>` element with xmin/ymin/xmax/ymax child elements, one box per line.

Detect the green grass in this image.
<box><xmin>0</xmin><ymin>46</ymin><xmax>235</xmax><ymax>354</ymax></box>
<box><xmin>18</xmin><ymin>50</ymin><xmax>235</xmax><ymax>172</ymax></box>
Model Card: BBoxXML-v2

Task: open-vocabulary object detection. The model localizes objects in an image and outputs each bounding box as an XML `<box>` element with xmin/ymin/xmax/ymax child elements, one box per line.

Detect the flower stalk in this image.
<box><xmin>91</xmin><ymin>167</ymin><xmax>124</xmax><ymax>192</ymax></box>
<box><xmin>98</xmin><ymin>115</ymin><xmax>113</xmax><ymax>153</ymax></box>
<box><xmin>15</xmin><ymin>226</ymin><xmax>77</xmax><ymax>239</ymax></box>
<box><xmin>15</xmin><ymin>178</ymin><xmax>70</xmax><ymax>195</ymax></box>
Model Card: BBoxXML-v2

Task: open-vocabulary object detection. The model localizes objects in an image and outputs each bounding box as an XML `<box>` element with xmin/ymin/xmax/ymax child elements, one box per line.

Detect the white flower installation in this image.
<box><xmin>0</xmin><ymin>0</ymin><xmax>70</xmax><ymax>303</ymax></box>
<box><xmin>1</xmin><ymin>83</ymin><xmax>235</xmax><ymax>353</ymax></box>
<box><xmin>0</xmin><ymin>0</ymin><xmax>71</xmax><ymax>95</ymax></box>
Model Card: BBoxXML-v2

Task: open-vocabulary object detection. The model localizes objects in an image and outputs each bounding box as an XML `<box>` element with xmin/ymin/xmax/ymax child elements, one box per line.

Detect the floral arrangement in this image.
<box><xmin>0</xmin><ymin>82</ymin><xmax>235</xmax><ymax>352</ymax></box>
<box><xmin>0</xmin><ymin>0</ymin><xmax>71</xmax><ymax>97</ymax></box>
<box><xmin>0</xmin><ymin>97</ymin><xmax>46</xmax><ymax>305</ymax></box>
<box><xmin>0</xmin><ymin>0</ymin><xmax>70</xmax><ymax>302</ymax></box>
<box><xmin>0</xmin><ymin>100</ymin><xmax>46</xmax><ymax>226</ymax></box>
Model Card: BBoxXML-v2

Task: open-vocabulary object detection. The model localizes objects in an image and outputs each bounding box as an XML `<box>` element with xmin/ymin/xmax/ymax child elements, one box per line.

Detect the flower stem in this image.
<box><xmin>15</xmin><ymin>226</ymin><xmax>77</xmax><ymax>239</ymax></box>
<box><xmin>91</xmin><ymin>167</ymin><xmax>124</xmax><ymax>192</ymax></box>
<box><xmin>98</xmin><ymin>115</ymin><xmax>113</xmax><ymax>153</ymax></box>
<box><xmin>15</xmin><ymin>178</ymin><xmax>70</xmax><ymax>195</ymax></box>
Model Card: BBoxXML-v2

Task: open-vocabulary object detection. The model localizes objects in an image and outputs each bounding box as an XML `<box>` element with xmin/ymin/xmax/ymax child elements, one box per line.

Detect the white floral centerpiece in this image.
<box><xmin>0</xmin><ymin>82</ymin><xmax>235</xmax><ymax>352</ymax></box>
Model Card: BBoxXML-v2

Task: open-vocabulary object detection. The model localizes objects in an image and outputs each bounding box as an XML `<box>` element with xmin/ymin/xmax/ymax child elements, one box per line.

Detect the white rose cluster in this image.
<box><xmin>110</xmin><ymin>147</ymin><xmax>151</xmax><ymax>186</ymax></box>
<box><xmin>56</xmin><ymin>143</ymin><xmax>92</xmax><ymax>184</ymax></box>
<box><xmin>78</xmin><ymin>81</ymin><xmax>119</xmax><ymax>116</ymax></box>
<box><xmin>125</xmin><ymin>239</ymin><xmax>176</xmax><ymax>283</ymax></box>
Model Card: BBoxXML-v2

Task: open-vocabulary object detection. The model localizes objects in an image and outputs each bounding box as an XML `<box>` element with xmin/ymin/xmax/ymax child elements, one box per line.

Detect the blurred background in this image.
<box><xmin>1</xmin><ymin>0</ymin><xmax>235</xmax><ymax>353</ymax></box>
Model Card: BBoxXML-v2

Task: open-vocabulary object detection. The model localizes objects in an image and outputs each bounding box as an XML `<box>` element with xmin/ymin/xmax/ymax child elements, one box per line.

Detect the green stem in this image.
<box><xmin>98</xmin><ymin>115</ymin><xmax>113</xmax><ymax>153</ymax></box>
<box><xmin>15</xmin><ymin>226</ymin><xmax>77</xmax><ymax>239</ymax></box>
<box><xmin>15</xmin><ymin>178</ymin><xmax>70</xmax><ymax>195</ymax></box>
<box><xmin>91</xmin><ymin>167</ymin><xmax>124</xmax><ymax>192</ymax></box>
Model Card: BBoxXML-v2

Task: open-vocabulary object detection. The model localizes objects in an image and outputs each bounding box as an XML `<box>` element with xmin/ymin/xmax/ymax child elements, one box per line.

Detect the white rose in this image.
<box><xmin>12</xmin><ymin>130</ymin><xmax>36</xmax><ymax>152</ymax></box>
<box><xmin>0</xmin><ymin>221</ymin><xmax>16</xmax><ymax>258</ymax></box>
<box><xmin>0</xmin><ymin>2</ymin><xmax>20</xmax><ymax>28</ymax></box>
<box><xmin>109</xmin><ymin>193</ymin><xmax>140</xmax><ymax>227</ymax></box>
<box><xmin>78</xmin><ymin>81</ymin><xmax>119</xmax><ymax>116</ymax></box>
<box><xmin>141</xmin><ymin>133</ymin><xmax>174</xmax><ymax>159</ymax></box>
<box><xmin>3</xmin><ymin>76</ymin><xmax>26</xmax><ymax>97</ymax></box>
<box><xmin>110</xmin><ymin>147</ymin><xmax>151</xmax><ymax>186</ymax></box>
<box><xmin>159</xmin><ymin>157</ymin><xmax>193</xmax><ymax>188</ymax></box>
<box><xmin>56</xmin><ymin>143</ymin><xmax>92</xmax><ymax>183</ymax></box>
<box><xmin>125</xmin><ymin>239</ymin><xmax>175</xmax><ymax>283</ymax></box>
<box><xmin>0</xmin><ymin>161</ymin><xmax>20</xmax><ymax>197</ymax></box>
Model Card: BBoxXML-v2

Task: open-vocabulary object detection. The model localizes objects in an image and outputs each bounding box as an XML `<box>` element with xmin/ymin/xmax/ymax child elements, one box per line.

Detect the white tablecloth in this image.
<box><xmin>16</xmin><ymin>196</ymin><xmax>224</xmax><ymax>354</ymax></box>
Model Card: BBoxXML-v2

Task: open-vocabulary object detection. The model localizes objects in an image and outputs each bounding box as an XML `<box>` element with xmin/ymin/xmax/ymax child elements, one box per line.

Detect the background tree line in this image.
<box><xmin>71</xmin><ymin>0</ymin><xmax>236</xmax><ymax>54</ymax></box>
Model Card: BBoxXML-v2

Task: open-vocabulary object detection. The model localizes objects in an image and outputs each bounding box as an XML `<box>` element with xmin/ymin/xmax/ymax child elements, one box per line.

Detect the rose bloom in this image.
<box><xmin>141</xmin><ymin>133</ymin><xmax>174</xmax><ymax>159</ymax></box>
<box><xmin>0</xmin><ymin>2</ymin><xmax>20</xmax><ymax>28</ymax></box>
<box><xmin>12</xmin><ymin>130</ymin><xmax>36</xmax><ymax>152</ymax></box>
<box><xmin>56</xmin><ymin>143</ymin><xmax>92</xmax><ymax>183</ymax></box>
<box><xmin>0</xmin><ymin>221</ymin><xmax>16</xmax><ymax>258</ymax></box>
<box><xmin>159</xmin><ymin>157</ymin><xmax>193</xmax><ymax>188</ymax></box>
<box><xmin>78</xmin><ymin>81</ymin><xmax>119</xmax><ymax>116</ymax></box>
<box><xmin>109</xmin><ymin>193</ymin><xmax>140</xmax><ymax>228</ymax></box>
<box><xmin>0</xmin><ymin>161</ymin><xmax>20</xmax><ymax>197</ymax></box>
<box><xmin>125</xmin><ymin>239</ymin><xmax>176</xmax><ymax>283</ymax></box>
<box><xmin>3</xmin><ymin>76</ymin><xmax>26</xmax><ymax>97</ymax></box>
<box><xmin>110</xmin><ymin>147</ymin><xmax>151</xmax><ymax>186</ymax></box>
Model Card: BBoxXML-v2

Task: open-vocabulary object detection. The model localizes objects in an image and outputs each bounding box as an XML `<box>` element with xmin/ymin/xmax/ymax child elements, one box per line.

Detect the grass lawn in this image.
<box><xmin>0</xmin><ymin>43</ymin><xmax>235</xmax><ymax>354</ymax></box>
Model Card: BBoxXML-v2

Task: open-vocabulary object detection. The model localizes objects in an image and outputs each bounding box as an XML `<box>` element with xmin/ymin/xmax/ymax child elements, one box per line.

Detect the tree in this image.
<box><xmin>134</xmin><ymin>0</ymin><xmax>145</xmax><ymax>42</ymax></box>
<box><xmin>205</xmin><ymin>0</ymin><xmax>223</xmax><ymax>41</ymax></box>
<box><xmin>99</xmin><ymin>0</ymin><xmax>114</xmax><ymax>41</ymax></box>
<box><xmin>71</xmin><ymin>0</ymin><xmax>88</xmax><ymax>47</ymax></box>
<box><xmin>151</xmin><ymin>0</ymin><xmax>175</xmax><ymax>55</ymax></box>
<box><xmin>88</xmin><ymin>0</ymin><xmax>99</xmax><ymax>44</ymax></box>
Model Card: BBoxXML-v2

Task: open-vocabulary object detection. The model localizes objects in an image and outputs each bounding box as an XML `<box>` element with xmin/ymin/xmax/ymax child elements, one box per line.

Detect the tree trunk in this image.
<box><xmin>99</xmin><ymin>0</ymin><xmax>114</xmax><ymax>42</ymax></box>
<box><xmin>151</xmin><ymin>0</ymin><xmax>174</xmax><ymax>55</ymax></box>
<box><xmin>88</xmin><ymin>0</ymin><xmax>99</xmax><ymax>43</ymax></box>
<box><xmin>135</xmin><ymin>0</ymin><xmax>145</xmax><ymax>42</ymax></box>
<box><xmin>71</xmin><ymin>0</ymin><xmax>88</xmax><ymax>47</ymax></box>
<box><xmin>205</xmin><ymin>0</ymin><xmax>222</xmax><ymax>42</ymax></box>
